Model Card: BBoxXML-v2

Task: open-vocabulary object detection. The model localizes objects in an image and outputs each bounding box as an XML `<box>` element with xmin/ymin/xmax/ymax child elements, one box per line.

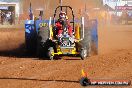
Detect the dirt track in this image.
<box><xmin>0</xmin><ymin>24</ymin><xmax>132</xmax><ymax>88</ymax></box>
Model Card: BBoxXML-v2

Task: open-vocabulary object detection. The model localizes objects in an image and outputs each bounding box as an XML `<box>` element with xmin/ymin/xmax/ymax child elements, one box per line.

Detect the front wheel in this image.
<box><xmin>80</xmin><ymin>47</ymin><xmax>88</xmax><ymax>60</ymax></box>
<box><xmin>47</xmin><ymin>47</ymin><xmax>54</xmax><ymax>60</ymax></box>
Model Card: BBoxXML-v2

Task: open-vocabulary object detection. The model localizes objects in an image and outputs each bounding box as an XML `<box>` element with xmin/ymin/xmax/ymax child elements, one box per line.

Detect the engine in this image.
<box><xmin>59</xmin><ymin>27</ymin><xmax>74</xmax><ymax>47</ymax></box>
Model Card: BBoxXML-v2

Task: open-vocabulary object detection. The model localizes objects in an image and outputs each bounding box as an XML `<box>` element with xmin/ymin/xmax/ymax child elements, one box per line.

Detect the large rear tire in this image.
<box><xmin>25</xmin><ymin>24</ymin><xmax>37</xmax><ymax>55</ymax></box>
<box><xmin>36</xmin><ymin>27</ymin><xmax>49</xmax><ymax>58</ymax></box>
<box><xmin>25</xmin><ymin>28</ymin><xmax>37</xmax><ymax>55</ymax></box>
<box><xmin>47</xmin><ymin>47</ymin><xmax>54</xmax><ymax>60</ymax></box>
<box><xmin>80</xmin><ymin>47</ymin><xmax>88</xmax><ymax>60</ymax></box>
<box><xmin>79</xmin><ymin>27</ymin><xmax>92</xmax><ymax>60</ymax></box>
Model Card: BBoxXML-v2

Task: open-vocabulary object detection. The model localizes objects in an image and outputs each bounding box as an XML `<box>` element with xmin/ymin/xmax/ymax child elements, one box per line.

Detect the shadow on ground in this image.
<box><xmin>0</xmin><ymin>44</ymin><xmax>36</xmax><ymax>58</ymax></box>
<box><xmin>0</xmin><ymin>44</ymin><xmax>82</xmax><ymax>60</ymax></box>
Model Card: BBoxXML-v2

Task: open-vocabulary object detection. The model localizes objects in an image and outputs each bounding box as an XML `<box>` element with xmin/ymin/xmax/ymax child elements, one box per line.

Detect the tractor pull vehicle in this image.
<box><xmin>25</xmin><ymin>5</ymin><xmax>98</xmax><ymax>60</ymax></box>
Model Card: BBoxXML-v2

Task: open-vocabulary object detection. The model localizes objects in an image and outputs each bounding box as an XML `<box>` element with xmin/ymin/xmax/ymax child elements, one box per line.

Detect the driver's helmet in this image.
<box><xmin>59</xmin><ymin>11</ymin><xmax>67</xmax><ymax>20</ymax></box>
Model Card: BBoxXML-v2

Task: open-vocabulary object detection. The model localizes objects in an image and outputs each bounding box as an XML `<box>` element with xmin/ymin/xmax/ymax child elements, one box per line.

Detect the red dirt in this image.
<box><xmin>0</xmin><ymin>24</ymin><xmax>131</xmax><ymax>88</ymax></box>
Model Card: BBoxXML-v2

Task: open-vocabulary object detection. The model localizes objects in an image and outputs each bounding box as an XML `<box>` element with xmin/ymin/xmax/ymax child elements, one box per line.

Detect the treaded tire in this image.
<box><xmin>25</xmin><ymin>30</ymin><xmax>37</xmax><ymax>55</ymax></box>
<box><xmin>47</xmin><ymin>47</ymin><xmax>54</xmax><ymax>60</ymax></box>
<box><xmin>36</xmin><ymin>26</ymin><xmax>49</xmax><ymax>58</ymax></box>
<box><xmin>78</xmin><ymin>27</ymin><xmax>92</xmax><ymax>59</ymax></box>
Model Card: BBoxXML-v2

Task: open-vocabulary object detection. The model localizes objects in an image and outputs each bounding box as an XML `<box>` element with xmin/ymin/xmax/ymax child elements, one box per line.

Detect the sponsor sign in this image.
<box><xmin>90</xmin><ymin>79</ymin><xmax>131</xmax><ymax>85</ymax></box>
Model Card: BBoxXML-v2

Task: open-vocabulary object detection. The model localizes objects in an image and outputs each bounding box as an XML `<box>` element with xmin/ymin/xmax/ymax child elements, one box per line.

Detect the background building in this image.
<box><xmin>103</xmin><ymin>0</ymin><xmax>132</xmax><ymax>16</ymax></box>
<box><xmin>0</xmin><ymin>0</ymin><xmax>103</xmax><ymax>24</ymax></box>
<box><xmin>0</xmin><ymin>0</ymin><xmax>23</xmax><ymax>24</ymax></box>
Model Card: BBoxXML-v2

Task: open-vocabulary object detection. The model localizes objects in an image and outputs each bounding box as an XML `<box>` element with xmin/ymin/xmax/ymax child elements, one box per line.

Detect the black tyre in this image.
<box><xmin>37</xmin><ymin>26</ymin><xmax>49</xmax><ymax>43</ymax></box>
<box><xmin>25</xmin><ymin>29</ymin><xmax>37</xmax><ymax>55</ymax></box>
<box><xmin>79</xmin><ymin>27</ymin><xmax>92</xmax><ymax>59</ymax></box>
<box><xmin>80</xmin><ymin>77</ymin><xmax>91</xmax><ymax>86</ymax></box>
<box><xmin>36</xmin><ymin>26</ymin><xmax>49</xmax><ymax>58</ymax></box>
<box><xmin>80</xmin><ymin>47</ymin><xmax>88</xmax><ymax>60</ymax></box>
<box><xmin>47</xmin><ymin>47</ymin><xmax>54</xmax><ymax>60</ymax></box>
<box><xmin>36</xmin><ymin>42</ymin><xmax>45</xmax><ymax>58</ymax></box>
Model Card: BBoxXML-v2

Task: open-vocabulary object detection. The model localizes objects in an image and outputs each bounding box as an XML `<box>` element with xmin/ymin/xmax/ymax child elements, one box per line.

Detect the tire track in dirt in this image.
<box><xmin>0</xmin><ymin>50</ymin><xmax>131</xmax><ymax>88</ymax></box>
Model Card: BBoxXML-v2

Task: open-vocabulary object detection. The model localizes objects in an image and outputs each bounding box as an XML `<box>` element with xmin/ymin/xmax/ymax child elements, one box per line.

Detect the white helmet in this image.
<box><xmin>59</xmin><ymin>11</ymin><xmax>66</xmax><ymax>19</ymax></box>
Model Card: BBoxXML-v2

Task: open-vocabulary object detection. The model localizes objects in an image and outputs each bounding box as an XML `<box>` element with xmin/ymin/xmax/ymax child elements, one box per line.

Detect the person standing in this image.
<box><xmin>1</xmin><ymin>12</ymin><xmax>5</xmax><ymax>25</ymax></box>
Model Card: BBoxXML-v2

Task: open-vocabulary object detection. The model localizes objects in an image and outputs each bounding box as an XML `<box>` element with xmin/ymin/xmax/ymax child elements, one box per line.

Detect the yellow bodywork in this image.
<box><xmin>49</xmin><ymin>25</ymin><xmax>53</xmax><ymax>40</ymax></box>
<box><xmin>51</xmin><ymin>46</ymin><xmax>79</xmax><ymax>56</ymax></box>
<box><xmin>75</xmin><ymin>24</ymin><xmax>80</xmax><ymax>40</ymax></box>
<box><xmin>49</xmin><ymin>25</ymin><xmax>80</xmax><ymax>56</ymax></box>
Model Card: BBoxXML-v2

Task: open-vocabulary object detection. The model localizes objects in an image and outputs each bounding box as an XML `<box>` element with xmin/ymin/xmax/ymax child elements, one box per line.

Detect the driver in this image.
<box><xmin>55</xmin><ymin>11</ymin><xmax>73</xmax><ymax>38</ymax></box>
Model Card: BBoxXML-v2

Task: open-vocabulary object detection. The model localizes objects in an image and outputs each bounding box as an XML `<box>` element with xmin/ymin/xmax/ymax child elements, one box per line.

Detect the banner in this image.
<box><xmin>115</xmin><ymin>6</ymin><xmax>132</xmax><ymax>10</ymax></box>
<box><xmin>0</xmin><ymin>6</ymin><xmax>8</xmax><ymax>10</ymax></box>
